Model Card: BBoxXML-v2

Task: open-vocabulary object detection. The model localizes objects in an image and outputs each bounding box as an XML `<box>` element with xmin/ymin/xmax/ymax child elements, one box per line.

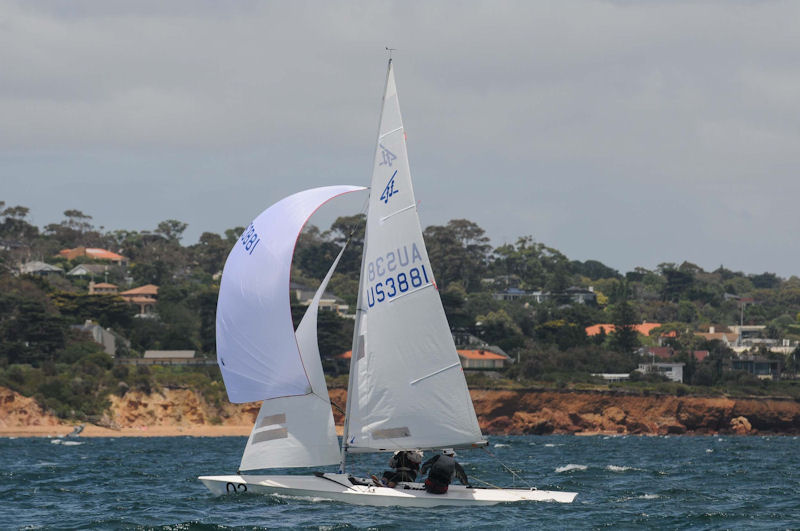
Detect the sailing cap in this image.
<box><xmin>442</xmin><ymin>448</ymin><xmax>456</xmax><ymax>457</ymax></box>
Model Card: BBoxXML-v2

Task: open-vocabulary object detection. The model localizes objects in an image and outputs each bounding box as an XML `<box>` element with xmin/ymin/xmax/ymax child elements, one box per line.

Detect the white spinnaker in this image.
<box><xmin>216</xmin><ymin>185</ymin><xmax>365</xmax><ymax>404</ymax></box>
<box><xmin>345</xmin><ymin>62</ymin><xmax>484</xmax><ymax>452</ymax></box>
<box><xmin>239</xmin><ymin>247</ymin><xmax>346</xmax><ymax>470</ymax></box>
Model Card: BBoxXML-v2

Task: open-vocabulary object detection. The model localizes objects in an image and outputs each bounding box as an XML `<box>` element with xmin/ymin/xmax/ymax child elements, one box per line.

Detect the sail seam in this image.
<box><xmin>380</xmin><ymin>203</ymin><xmax>416</xmax><ymax>223</ymax></box>
<box><xmin>409</xmin><ymin>361</ymin><xmax>462</xmax><ymax>386</ymax></box>
<box><xmin>388</xmin><ymin>282</ymin><xmax>432</xmax><ymax>302</ymax></box>
<box><xmin>379</xmin><ymin>126</ymin><xmax>403</xmax><ymax>139</ymax></box>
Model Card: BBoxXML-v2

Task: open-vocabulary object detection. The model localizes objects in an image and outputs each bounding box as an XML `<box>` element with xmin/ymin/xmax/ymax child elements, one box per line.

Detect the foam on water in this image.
<box><xmin>555</xmin><ymin>464</ymin><xmax>588</xmax><ymax>473</ymax></box>
<box><xmin>606</xmin><ymin>465</ymin><xmax>638</xmax><ymax>472</ymax></box>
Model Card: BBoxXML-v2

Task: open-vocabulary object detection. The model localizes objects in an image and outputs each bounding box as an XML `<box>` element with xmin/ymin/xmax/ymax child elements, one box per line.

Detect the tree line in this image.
<box><xmin>2</xmin><ymin>202</ymin><xmax>800</xmax><ymax>419</ymax></box>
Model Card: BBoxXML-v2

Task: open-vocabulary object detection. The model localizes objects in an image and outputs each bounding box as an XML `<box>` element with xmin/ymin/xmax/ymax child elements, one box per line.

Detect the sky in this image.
<box><xmin>2</xmin><ymin>1</ymin><xmax>799</xmax><ymax>277</ymax></box>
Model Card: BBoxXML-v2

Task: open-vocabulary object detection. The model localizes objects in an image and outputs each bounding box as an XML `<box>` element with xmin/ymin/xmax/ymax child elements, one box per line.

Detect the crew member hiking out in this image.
<box><xmin>420</xmin><ymin>449</ymin><xmax>469</xmax><ymax>494</ymax></box>
<box><xmin>372</xmin><ymin>450</ymin><xmax>423</xmax><ymax>488</ymax></box>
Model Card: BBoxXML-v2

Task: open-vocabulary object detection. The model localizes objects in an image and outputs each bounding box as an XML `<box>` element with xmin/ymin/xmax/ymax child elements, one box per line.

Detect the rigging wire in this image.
<box><xmin>480</xmin><ymin>446</ymin><xmax>536</xmax><ymax>490</ymax></box>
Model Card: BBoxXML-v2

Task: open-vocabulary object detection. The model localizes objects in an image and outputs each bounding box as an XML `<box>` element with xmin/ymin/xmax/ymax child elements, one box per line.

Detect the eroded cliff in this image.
<box><xmin>2</xmin><ymin>386</ymin><xmax>799</xmax><ymax>436</ymax></box>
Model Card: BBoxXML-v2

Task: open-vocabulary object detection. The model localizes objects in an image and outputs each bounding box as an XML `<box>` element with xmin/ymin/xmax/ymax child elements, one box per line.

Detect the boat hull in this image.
<box><xmin>198</xmin><ymin>473</ymin><xmax>577</xmax><ymax>507</ymax></box>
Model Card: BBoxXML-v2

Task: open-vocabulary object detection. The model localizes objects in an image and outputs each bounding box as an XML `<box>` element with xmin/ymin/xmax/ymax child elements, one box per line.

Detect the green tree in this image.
<box><xmin>609</xmin><ymin>300</ymin><xmax>639</xmax><ymax>354</ymax></box>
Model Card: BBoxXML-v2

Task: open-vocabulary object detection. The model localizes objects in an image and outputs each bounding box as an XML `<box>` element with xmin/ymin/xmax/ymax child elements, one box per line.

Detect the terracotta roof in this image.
<box><xmin>457</xmin><ymin>349</ymin><xmax>508</xmax><ymax>361</ymax></box>
<box><xmin>58</xmin><ymin>247</ymin><xmax>127</xmax><ymax>262</ymax></box>
<box><xmin>647</xmin><ymin>347</ymin><xmax>674</xmax><ymax>359</ymax></box>
<box><xmin>92</xmin><ymin>282</ymin><xmax>118</xmax><ymax>289</ymax></box>
<box><xmin>586</xmin><ymin>323</ymin><xmax>664</xmax><ymax>337</ymax></box>
<box><xmin>336</xmin><ymin>351</ymin><xmax>352</xmax><ymax>359</ymax></box>
<box><xmin>694</xmin><ymin>350</ymin><xmax>709</xmax><ymax>362</ymax></box>
<box><xmin>120</xmin><ymin>284</ymin><xmax>159</xmax><ymax>296</ymax></box>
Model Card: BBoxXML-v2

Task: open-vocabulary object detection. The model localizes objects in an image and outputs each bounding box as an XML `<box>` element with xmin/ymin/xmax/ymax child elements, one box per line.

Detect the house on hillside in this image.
<box><xmin>636</xmin><ymin>362</ymin><xmax>685</xmax><ymax>383</ymax></box>
<box><xmin>19</xmin><ymin>261</ymin><xmax>63</xmax><ymax>276</ymax></box>
<box><xmin>563</xmin><ymin>286</ymin><xmax>596</xmax><ymax>305</ymax></box>
<box><xmin>70</xmin><ymin>319</ymin><xmax>129</xmax><ymax>357</ymax></box>
<box><xmin>58</xmin><ymin>247</ymin><xmax>128</xmax><ymax>266</ymax></box>
<box><xmin>89</xmin><ymin>281</ymin><xmax>118</xmax><ymax>295</ymax></box>
<box><xmin>290</xmin><ymin>281</ymin><xmax>350</xmax><ymax>316</ymax></box>
<box><xmin>67</xmin><ymin>263</ymin><xmax>112</xmax><ymax>278</ymax></box>
<box><xmin>457</xmin><ymin>349</ymin><xmax>510</xmax><ymax>370</ymax></box>
<box><xmin>729</xmin><ymin>357</ymin><xmax>782</xmax><ymax>381</ymax></box>
<box><xmin>119</xmin><ymin>284</ymin><xmax>158</xmax><ymax>316</ymax></box>
<box><xmin>586</xmin><ymin>322</ymin><xmax>664</xmax><ymax>339</ymax></box>
<box><xmin>492</xmin><ymin>288</ymin><xmax>546</xmax><ymax>303</ymax></box>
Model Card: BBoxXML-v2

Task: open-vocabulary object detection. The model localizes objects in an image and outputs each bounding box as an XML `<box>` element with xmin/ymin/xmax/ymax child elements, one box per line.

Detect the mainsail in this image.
<box><xmin>343</xmin><ymin>61</ymin><xmax>485</xmax><ymax>453</ymax></box>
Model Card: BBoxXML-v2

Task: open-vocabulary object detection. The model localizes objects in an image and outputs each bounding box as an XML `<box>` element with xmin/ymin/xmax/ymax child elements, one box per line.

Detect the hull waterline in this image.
<box><xmin>198</xmin><ymin>473</ymin><xmax>577</xmax><ymax>507</ymax></box>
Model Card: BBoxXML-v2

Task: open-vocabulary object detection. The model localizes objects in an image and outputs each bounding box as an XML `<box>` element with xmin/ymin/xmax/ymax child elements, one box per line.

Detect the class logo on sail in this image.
<box><xmin>381</xmin><ymin>170</ymin><xmax>399</xmax><ymax>204</ymax></box>
<box><xmin>378</xmin><ymin>143</ymin><xmax>396</xmax><ymax>167</ymax></box>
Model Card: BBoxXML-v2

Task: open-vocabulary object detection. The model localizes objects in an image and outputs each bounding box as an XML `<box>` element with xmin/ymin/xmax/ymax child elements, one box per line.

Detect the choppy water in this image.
<box><xmin>2</xmin><ymin>435</ymin><xmax>799</xmax><ymax>529</ymax></box>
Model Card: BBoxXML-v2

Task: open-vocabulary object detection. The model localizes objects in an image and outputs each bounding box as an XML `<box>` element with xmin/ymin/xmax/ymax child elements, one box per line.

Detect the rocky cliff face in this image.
<box><xmin>2</xmin><ymin>386</ymin><xmax>799</xmax><ymax>436</ymax></box>
<box><xmin>470</xmin><ymin>389</ymin><xmax>800</xmax><ymax>436</ymax></box>
<box><xmin>0</xmin><ymin>387</ymin><xmax>62</xmax><ymax>428</ymax></box>
<box><xmin>102</xmin><ymin>389</ymin><xmax>261</xmax><ymax>429</ymax></box>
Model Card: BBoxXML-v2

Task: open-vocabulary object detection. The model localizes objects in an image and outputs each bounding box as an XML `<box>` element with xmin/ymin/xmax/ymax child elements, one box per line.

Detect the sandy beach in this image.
<box><xmin>0</xmin><ymin>424</ymin><xmax>347</xmax><ymax>438</ymax></box>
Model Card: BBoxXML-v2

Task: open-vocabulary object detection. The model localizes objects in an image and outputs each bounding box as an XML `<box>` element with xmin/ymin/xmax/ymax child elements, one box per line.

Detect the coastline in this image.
<box><xmin>3</xmin><ymin>386</ymin><xmax>799</xmax><ymax>438</ymax></box>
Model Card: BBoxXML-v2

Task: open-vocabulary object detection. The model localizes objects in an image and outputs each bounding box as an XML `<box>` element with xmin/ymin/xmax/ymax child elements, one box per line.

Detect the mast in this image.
<box><xmin>339</xmin><ymin>58</ymin><xmax>393</xmax><ymax>473</ymax></box>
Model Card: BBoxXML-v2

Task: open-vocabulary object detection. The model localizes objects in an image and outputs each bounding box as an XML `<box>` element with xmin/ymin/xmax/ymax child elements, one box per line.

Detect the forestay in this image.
<box><xmin>216</xmin><ymin>185</ymin><xmax>365</xmax><ymax>404</ymax></box>
<box><xmin>344</xmin><ymin>62</ymin><xmax>485</xmax><ymax>453</ymax></box>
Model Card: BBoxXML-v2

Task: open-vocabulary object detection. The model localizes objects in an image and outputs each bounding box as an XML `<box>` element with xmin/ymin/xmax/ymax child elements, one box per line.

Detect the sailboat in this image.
<box><xmin>199</xmin><ymin>60</ymin><xmax>577</xmax><ymax>506</ymax></box>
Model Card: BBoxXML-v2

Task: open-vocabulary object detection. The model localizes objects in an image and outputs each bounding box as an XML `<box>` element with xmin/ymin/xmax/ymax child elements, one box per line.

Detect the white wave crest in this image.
<box><xmin>494</xmin><ymin>443</ymin><xmax>510</xmax><ymax>448</ymax></box>
<box><xmin>606</xmin><ymin>465</ymin><xmax>636</xmax><ymax>472</ymax></box>
<box><xmin>556</xmin><ymin>464</ymin><xmax>587</xmax><ymax>473</ymax></box>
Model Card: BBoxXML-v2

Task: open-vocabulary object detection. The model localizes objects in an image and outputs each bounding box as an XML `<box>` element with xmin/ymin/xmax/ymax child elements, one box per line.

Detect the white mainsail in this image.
<box><xmin>239</xmin><ymin>246</ymin><xmax>347</xmax><ymax>470</ymax></box>
<box><xmin>216</xmin><ymin>185</ymin><xmax>364</xmax><ymax>404</ymax></box>
<box><xmin>343</xmin><ymin>61</ymin><xmax>485</xmax><ymax>453</ymax></box>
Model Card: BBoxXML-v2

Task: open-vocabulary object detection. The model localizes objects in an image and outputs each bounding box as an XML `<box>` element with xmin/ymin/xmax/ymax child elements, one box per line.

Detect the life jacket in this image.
<box><xmin>427</xmin><ymin>454</ymin><xmax>456</xmax><ymax>485</ymax></box>
<box><xmin>390</xmin><ymin>452</ymin><xmax>420</xmax><ymax>481</ymax></box>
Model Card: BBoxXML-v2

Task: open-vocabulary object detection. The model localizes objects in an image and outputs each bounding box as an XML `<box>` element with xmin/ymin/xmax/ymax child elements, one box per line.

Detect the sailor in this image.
<box><xmin>420</xmin><ymin>449</ymin><xmax>469</xmax><ymax>494</ymax></box>
<box><xmin>373</xmin><ymin>450</ymin><xmax>423</xmax><ymax>488</ymax></box>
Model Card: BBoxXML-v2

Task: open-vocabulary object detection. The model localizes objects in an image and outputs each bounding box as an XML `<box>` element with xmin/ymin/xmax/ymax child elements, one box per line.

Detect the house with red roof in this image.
<box><xmin>58</xmin><ymin>246</ymin><xmax>128</xmax><ymax>265</ymax></box>
<box><xmin>586</xmin><ymin>322</ymin><xmax>665</xmax><ymax>337</ymax></box>
<box><xmin>119</xmin><ymin>284</ymin><xmax>159</xmax><ymax>316</ymax></box>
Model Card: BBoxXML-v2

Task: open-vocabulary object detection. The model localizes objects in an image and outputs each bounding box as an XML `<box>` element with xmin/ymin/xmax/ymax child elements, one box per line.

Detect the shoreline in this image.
<box><xmin>0</xmin><ymin>424</ymin><xmax>348</xmax><ymax>438</ymax></box>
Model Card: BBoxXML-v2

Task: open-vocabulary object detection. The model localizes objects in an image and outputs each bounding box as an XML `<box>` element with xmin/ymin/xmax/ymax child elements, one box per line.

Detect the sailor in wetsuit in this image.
<box><xmin>373</xmin><ymin>450</ymin><xmax>423</xmax><ymax>488</ymax></box>
<box><xmin>420</xmin><ymin>449</ymin><xmax>470</xmax><ymax>494</ymax></box>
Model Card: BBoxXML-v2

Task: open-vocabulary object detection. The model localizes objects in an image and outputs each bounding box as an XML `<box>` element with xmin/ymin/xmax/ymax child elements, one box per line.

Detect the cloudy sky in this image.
<box><xmin>2</xmin><ymin>1</ymin><xmax>798</xmax><ymax>277</ymax></box>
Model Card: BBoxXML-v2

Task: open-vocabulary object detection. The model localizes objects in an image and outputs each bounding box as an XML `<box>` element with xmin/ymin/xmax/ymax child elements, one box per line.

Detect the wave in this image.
<box><xmin>556</xmin><ymin>464</ymin><xmax>588</xmax><ymax>473</ymax></box>
<box><xmin>606</xmin><ymin>465</ymin><xmax>638</xmax><ymax>472</ymax></box>
<box><xmin>494</xmin><ymin>443</ymin><xmax>510</xmax><ymax>448</ymax></box>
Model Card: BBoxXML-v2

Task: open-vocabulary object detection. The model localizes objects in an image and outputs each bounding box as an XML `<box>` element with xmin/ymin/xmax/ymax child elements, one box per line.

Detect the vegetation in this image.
<box><xmin>2</xmin><ymin>201</ymin><xmax>800</xmax><ymax>420</ymax></box>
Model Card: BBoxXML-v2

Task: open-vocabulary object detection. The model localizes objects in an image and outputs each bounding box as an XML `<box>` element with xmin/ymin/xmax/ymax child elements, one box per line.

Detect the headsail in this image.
<box><xmin>216</xmin><ymin>185</ymin><xmax>365</xmax><ymax>404</ymax></box>
<box><xmin>344</xmin><ymin>62</ymin><xmax>485</xmax><ymax>453</ymax></box>
<box><xmin>239</xmin><ymin>246</ymin><xmax>347</xmax><ymax>470</ymax></box>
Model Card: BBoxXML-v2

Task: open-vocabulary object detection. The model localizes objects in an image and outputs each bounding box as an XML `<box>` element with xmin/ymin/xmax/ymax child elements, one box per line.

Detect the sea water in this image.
<box><xmin>2</xmin><ymin>435</ymin><xmax>799</xmax><ymax>529</ymax></box>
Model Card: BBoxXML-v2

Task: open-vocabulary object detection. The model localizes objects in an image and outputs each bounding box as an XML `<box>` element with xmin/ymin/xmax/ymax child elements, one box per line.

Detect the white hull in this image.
<box><xmin>198</xmin><ymin>473</ymin><xmax>577</xmax><ymax>507</ymax></box>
